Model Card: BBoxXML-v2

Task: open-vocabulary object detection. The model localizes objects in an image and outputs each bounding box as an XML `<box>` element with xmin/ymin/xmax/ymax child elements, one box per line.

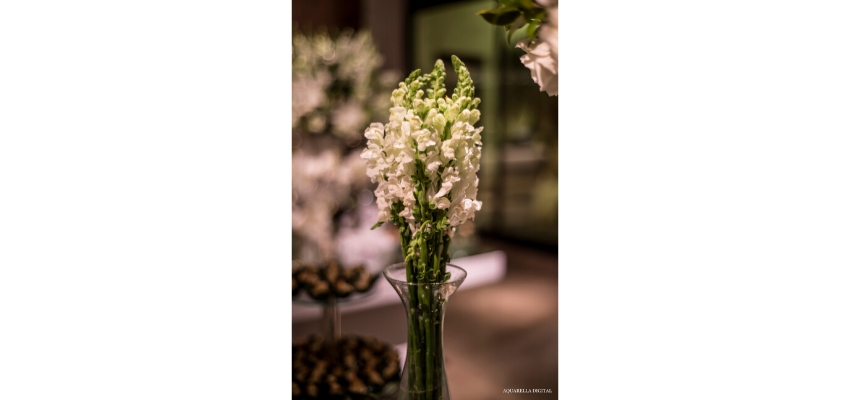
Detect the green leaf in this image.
<box><xmin>370</xmin><ymin>221</ymin><xmax>384</xmax><ymax>230</ymax></box>
<box><xmin>478</xmin><ymin>6</ymin><xmax>522</xmax><ymax>26</ymax></box>
<box><xmin>516</xmin><ymin>0</ymin><xmax>541</xmax><ymax>11</ymax></box>
<box><xmin>523</xmin><ymin>6</ymin><xmax>546</xmax><ymax>22</ymax></box>
<box><xmin>526</xmin><ymin>19</ymin><xmax>541</xmax><ymax>42</ymax></box>
<box><xmin>505</xmin><ymin>18</ymin><xmax>528</xmax><ymax>46</ymax></box>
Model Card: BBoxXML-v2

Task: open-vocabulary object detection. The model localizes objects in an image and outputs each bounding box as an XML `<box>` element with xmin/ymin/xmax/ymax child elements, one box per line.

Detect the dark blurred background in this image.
<box><xmin>292</xmin><ymin>1</ymin><xmax>558</xmax><ymax>398</ymax></box>
<box><xmin>294</xmin><ymin>0</ymin><xmax>558</xmax><ymax>247</ymax></box>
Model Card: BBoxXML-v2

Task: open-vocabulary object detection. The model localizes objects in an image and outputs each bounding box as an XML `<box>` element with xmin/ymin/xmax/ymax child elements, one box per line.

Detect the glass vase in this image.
<box><xmin>383</xmin><ymin>263</ymin><xmax>467</xmax><ymax>400</ymax></box>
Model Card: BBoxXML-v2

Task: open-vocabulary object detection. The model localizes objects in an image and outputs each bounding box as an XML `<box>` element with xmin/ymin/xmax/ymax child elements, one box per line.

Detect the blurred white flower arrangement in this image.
<box><xmin>291</xmin><ymin>29</ymin><xmax>400</xmax><ymax>263</ymax></box>
<box><xmin>292</xmin><ymin>29</ymin><xmax>399</xmax><ymax>140</ymax></box>
<box><xmin>479</xmin><ymin>0</ymin><xmax>558</xmax><ymax>96</ymax></box>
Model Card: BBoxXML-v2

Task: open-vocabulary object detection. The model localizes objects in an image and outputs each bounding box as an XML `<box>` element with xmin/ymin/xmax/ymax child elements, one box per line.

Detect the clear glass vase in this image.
<box><xmin>383</xmin><ymin>263</ymin><xmax>467</xmax><ymax>400</ymax></box>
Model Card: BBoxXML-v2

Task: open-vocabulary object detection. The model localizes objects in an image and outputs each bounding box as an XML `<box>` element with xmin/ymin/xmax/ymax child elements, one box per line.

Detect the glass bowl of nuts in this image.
<box><xmin>292</xmin><ymin>335</ymin><xmax>400</xmax><ymax>399</ymax></box>
<box><xmin>292</xmin><ymin>260</ymin><xmax>381</xmax><ymax>305</ymax></box>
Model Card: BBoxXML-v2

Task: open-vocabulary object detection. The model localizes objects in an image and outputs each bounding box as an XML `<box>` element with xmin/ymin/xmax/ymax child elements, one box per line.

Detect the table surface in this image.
<box><xmin>292</xmin><ymin>237</ymin><xmax>560</xmax><ymax>399</ymax></box>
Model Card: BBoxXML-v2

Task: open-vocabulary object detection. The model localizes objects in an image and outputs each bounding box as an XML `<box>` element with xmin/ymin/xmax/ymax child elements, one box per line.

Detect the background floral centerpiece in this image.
<box><xmin>291</xmin><ymin>28</ymin><xmax>400</xmax><ymax>268</ymax></box>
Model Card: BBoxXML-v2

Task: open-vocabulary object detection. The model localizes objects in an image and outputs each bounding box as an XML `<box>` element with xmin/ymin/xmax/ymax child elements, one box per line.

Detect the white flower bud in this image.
<box><xmin>469</xmin><ymin>110</ymin><xmax>481</xmax><ymax>125</ymax></box>
<box><xmin>433</xmin><ymin>113</ymin><xmax>447</xmax><ymax>134</ymax></box>
<box><xmin>445</xmin><ymin>102</ymin><xmax>461</xmax><ymax>122</ymax></box>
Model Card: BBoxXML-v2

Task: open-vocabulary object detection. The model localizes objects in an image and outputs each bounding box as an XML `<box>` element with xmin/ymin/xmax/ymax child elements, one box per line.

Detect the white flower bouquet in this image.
<box><xmin>362</xmin><ymin>55</ymin><xmax>483</xmax><ymax>282</ymax></box>
<box><xmin>362</xmin><ymin>55</ymin><xmax>483</xmax><ymax>400</ymax></box>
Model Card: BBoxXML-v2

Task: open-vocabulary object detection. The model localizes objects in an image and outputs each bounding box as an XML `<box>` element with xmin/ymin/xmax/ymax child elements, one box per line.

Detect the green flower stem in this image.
<box><xmin>404</xmin><ymin>233</ymin><xmax>449</xmax><ymax>400</ymax></box>
<box><xmin>417</xmin><ymin>229</ymin><xmax>436</xmax><ymax>400</ymax></box>
<box><xmin>410</xmin><ymin>285</ymin><xmax>425</xmax><ymax>397</ymax></box>
<box><xmin>401</xmin><ymin>230</ymin><xmax>425</xmax><ymax>396</ymax></box>
<box><xmin>408</xmin><ymin>286</ymin><xmax>423</xmax><ymax>394</ymax></box>
<box><xmin>420</xmin><ymin>286</ymin><xmax>434</xmax><ymax>400</ymax></box>
<box><xmin>434</xmin><ymin>303</ymin><xmax>444</xmax><ymax>398</ymax></box>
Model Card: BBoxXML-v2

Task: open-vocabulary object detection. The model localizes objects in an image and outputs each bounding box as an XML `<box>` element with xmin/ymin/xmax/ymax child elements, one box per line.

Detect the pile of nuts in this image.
<box><xmin>292</xmin><ymin>261</ymin><xmax>377</xmax><ymax>301</ymax></box>
<box><xmin>292</xmin><ymin>335</ymin><xmax>400</xmax><ymax>399</ymax></box>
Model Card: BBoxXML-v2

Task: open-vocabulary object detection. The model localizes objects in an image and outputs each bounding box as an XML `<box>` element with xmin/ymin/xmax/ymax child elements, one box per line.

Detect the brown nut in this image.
<box><xmin>348</xmin><ymin>378</ymin><xmax>367</xmax><ymax>394</ymax></box>
<box><xmin>324</xmin><ymin>261</ymin><xmax>341</xmax><ymax>282</ymax></box>
<box><xmin>343</xmin><ymin>370</ymin><xmax>358</xmax><ymax>384</ymax></box>
<box><xmin>353</xmin><ymin>275</ymin><xmax>371</xmax><ymax>292</ymax></box>
<box><xmin>305</xmin><ymin>383</ymin><xmax>319</xmax><ymax>398</ymax></box>
<box><xmin>332</xmin><ymin>279</ymin><xmax>354</xmax><ymax>297</ymax></box>
<box><xmin>364</xmin><ymin>369</ymin><xmax>384</xmax><ymax>386</ymax></box>
<box><xmin>294</xmin><ymin>365</ymin><xmax>309</xmax><ymax>382</ymax></box>
<box><xmin>382</xmin><ymin>360</ymin><xmax>400</xmax><ymax>380</ymax></box>
<box><xmin>340</xmin><ymin>336</ymin><xmax>358</xmax><ymax>351</ymax></box>
<box><xmin>328</xmin><ymin>381</ymin><xmax>343</xmax><ymax>395</ymax></box>
<box><xmin>308</xmin><ymin>362</ymin><xmax>327</xmax><ymax>383</ymax></box>
<box><xmin>308</xmin><ymin>281</ymin><xmax>330</xmax><ymax>300</ymax></box>
<box><xmin>297</xmin><ymin>270</ymin><xmax>320</xmax><ymax>286</ymax></box>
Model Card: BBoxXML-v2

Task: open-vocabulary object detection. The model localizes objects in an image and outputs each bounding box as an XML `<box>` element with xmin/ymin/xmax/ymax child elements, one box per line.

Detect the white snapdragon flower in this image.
<box><xmin>362</xmin><ymin>56</ymin><xmax>483</xmax><ymax>249</ymax></box>
<box><xmin>362</xmin><ymin>116</ymin><xmax>418</xmax><ymax>226</ymax></box>
<box><xmin>361</xmin><ymin>106</ymin><xmax>482</xmax><ymax>231</ymax></box>
<box><xmin>413</xmin><ymin>129</ymin><xmax>437</xmax><ymax>152</ymax></box>
<box><xmin>422</xmin><ymin>151</ymin><xmax>442</xmax><ymax>173</ymax></box>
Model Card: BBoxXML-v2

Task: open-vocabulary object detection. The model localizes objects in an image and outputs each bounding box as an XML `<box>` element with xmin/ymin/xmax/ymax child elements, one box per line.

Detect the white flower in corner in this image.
<box><xmin>517</xmin><ymin>38</ymin><xmax>558</xmax><ymax>96</ymax></box>
<box><xmin>478</xmin><ymin>0</ymin><xmax>559</xmax><ymax>96</ymax></box>
<box><xmin>539</xmin><ymin>6</ymin><xmax>558</xmax><ymax>62</ymax></box>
